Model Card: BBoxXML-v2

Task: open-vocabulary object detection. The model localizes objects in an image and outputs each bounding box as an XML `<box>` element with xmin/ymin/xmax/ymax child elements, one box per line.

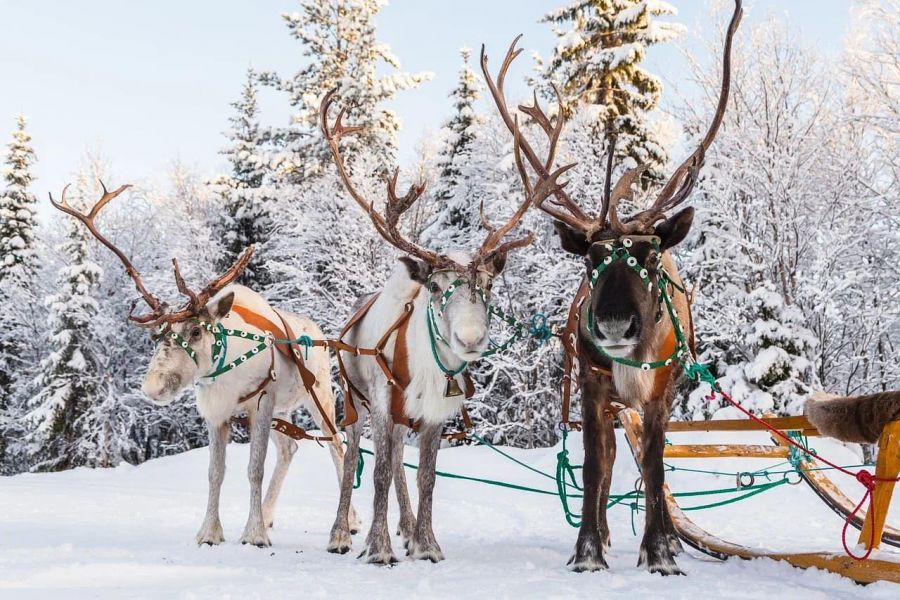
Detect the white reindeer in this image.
<box><xmin>320</xmin><ymin>90</ymin><xmax>570</xmax><ymax>563</ymax></box>
<box><xmin>50</xmin><ymin>183</ymin><xmax>360</xmax><ymax>547</ymax></box>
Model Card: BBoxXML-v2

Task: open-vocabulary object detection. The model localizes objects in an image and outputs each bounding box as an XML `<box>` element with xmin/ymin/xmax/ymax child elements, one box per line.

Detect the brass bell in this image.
<box><xmin>444</xmin><ymin>375</ymin><xmax>463</xmax><ymax>398</ymax></box>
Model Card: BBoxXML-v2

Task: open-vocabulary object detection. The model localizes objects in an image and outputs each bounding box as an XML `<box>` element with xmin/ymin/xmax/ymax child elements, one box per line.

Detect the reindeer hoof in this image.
<box><xmin>327</xmin><ymin>528</ymin><xmax>352</xmax><ymax>554</ymax></box>
<box><xmin>195</xmin><ymin>521</ymin><xmax>225</xmax><ymax>546</ymax></box>
<box><xmin>639</xmin><ymin>542</ymin><xmax>683</xmax><ymax>576</ymax></box>
<box><xmin>358</xmin><ymin>547</ymin><xmax>398</xmax><ymax>566</ymax></box>
<box><xmin>407</xmin><ymin>535</ymin><xmax>444</xmax><ymax>563</ymax></box>
<box><xmin>240</xmin><ymin>524</ymin><xmax>271</xmax><ymax>548</ymax></box>
<box><xmin>568</xmin><ymin>532</ymin><xmax>608</xmax><ymax>572</ymax></box>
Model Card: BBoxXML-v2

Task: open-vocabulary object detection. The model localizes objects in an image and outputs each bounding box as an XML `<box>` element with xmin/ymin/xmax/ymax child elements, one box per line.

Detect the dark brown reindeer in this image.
<box><xmin>482</xmin><ymin>0</ymin><xmax>742</xmax><ymax>574</ymax></box>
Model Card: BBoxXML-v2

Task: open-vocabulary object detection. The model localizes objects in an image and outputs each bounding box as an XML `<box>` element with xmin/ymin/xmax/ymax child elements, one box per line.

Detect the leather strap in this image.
<box><xmin>230</xmin><ymin>415</ymin><xmax>333</xmax><ymax>444</ymax></box>
<box><xmin>229</xmin><ymin>304</ymin><xmax>337</xmax><ymax>439</ymax></box>
<box><xmin>336</xmin><ymin>293</ymin><xmax>473</xmax><ymax>439</ymax></box>
<box><xmin>236</xmin><ymin>344</ymin><xmax>276</xmax><ymax>405</ymax></box>
<box><xmin>390</xmin><ymin>302</ymin><xmax>415</xmax><ymax>428</ymax></box>
<box><xmin>273</xmin><ymin>309</ymin><xmax>338</xmax><ymax>438</ymax></box>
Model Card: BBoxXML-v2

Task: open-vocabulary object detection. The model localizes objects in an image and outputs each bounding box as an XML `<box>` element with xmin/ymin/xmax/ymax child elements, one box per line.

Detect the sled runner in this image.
<box><xmin>617</xmin><ymin>408</ymin><xmax>900</xmax><ymax>584</ymax></box>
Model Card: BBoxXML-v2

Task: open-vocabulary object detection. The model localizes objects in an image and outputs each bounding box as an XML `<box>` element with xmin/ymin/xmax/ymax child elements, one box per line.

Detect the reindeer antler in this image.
<box><xmin>50</xmin><ymin>180</ymin><xmax>254</xmax><ymax>328</ymax></box>
<box><xmin>320</xmin><ymin>89</ymin><xmax>465</xmax><ymax>273</ymax></box>
<box><xmin>609</xmin><ymin>0</ymin><xmax>743</xmax><ymax>234</ymax></box>
<box><xmin>483</xmin><ymin>0</ymin><xmax>743</xmax><ymax>239</ymax></box>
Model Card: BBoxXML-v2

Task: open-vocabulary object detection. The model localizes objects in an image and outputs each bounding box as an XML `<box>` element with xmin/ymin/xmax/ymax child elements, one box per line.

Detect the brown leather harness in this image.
<box><xmin>228</xmin><ymin>304</ymin><xmax>338</xmax><ymax>443</ymax></box>
<box><xmin>227</xmin><ymin>291</ymin><xmax>474</xmax><ymax>444</ymax></box>
<box><xmin>333</xmin><ymin>291</ymin><xmax>474</xmax><ymax>442</ymax></box>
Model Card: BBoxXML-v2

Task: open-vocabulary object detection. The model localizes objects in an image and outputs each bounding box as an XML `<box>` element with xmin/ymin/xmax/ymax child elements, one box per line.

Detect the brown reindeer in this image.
<box><xmin>482</xmin><ymin>0</ymin><xmax>743</xmax><ymax>574</ymax></box>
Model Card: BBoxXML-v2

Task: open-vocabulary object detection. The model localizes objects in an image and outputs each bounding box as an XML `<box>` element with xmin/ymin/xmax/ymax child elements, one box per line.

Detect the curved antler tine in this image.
<box><xmin>171</xmin><ymin>257</ymin><xmax>200</xmax><ymax>309</ymax></box>
<box><xmin>50</xmin><ymin>181</ymin><xmax>162</xmax><ymax>316</ymax></box>
<box><xmin>479</xmin><ymin>199</ymin><xmax>496</xmax><ymax>235</ymax></box>
<box><xmin>641</xmin><ymin>0</ymin><xmax>743</xmax><ymax>226</ymax></box>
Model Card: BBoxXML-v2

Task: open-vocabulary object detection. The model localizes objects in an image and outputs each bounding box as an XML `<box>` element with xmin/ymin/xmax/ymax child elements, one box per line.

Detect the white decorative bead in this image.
<box><xmin>623</xmin><ymin>238</ymin><xmax>633</xmax><ymax>247</ymax></box>
<box><xmin>240</xmin><ymin>356</ymin><xmax>247</xmax><ymax>362</ymax></box>
<box><xmin>604</xmin><ymin>256</ymin><xmax>612</xmax><ymax>265</ymax></box>
<box><xmin>252</xmin><ymin>347</ymin><xmax>259</xmax><ymax>354</ymax></box>
<box><xmin>640</xmin><ymin>269</ymin><xmax>648</xmax><ymax>279</ymax></box>
<box><xmin>605</xmin><ymin>243</ymin><xmax>613</xmax><ymax>251</ymax></box>
<box><xmin>647</xmin><ymin>282</ymin><xmax>653</xmax><ymax>292</ymax></box>
<box><xmin>181</xmin><ymin>341</ymin><xmax>188</xmax><ymax>348</ymax></box>
<box><xmin>641</xmin><ymin>363</ymin><xmax>651</xmax><ymax>371</ymax></box>
<box><xmin>627</xmin><ymin>257</ymin><xmax>637</xmax><ymax>266</ymax></box>
<box><xmin>665</xmin><ymin>359</ymin><xmax>673</xmax><ymax>366</ymax></box>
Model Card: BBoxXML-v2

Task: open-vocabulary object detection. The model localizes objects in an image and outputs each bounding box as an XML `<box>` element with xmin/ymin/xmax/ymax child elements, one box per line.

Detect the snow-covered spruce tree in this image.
<box><xmin>25</xmin><ymin>174</ymin><xmax>105</xmax><ymax>472</ymax></box>
<box><xmin>420</xmin><ymin>48</ymin><xmax>483</xmax><ymax>249</ymax></box>
<box><xmin>537</xmin><ymin>0</ymin><xmax>683</xmax><ymax>184</ymax></box>
<box><xmin>213</xmin><ymin>69</ymin><xmax>275</xmax><ymax>290</ymax></box>
<box><xmin>0</xmin><ymin>115</ymin><xmax>40</xmax><ymax>471</ymax></box>
<box><xmin>0</xmin><ymin>115</ymin><xmax>38</xmax><ymax>280</ymax></box>
<box><xmin>258</xmin><ymin>0</ymin><xmax>431</xmax><ymax>181</ymax></box>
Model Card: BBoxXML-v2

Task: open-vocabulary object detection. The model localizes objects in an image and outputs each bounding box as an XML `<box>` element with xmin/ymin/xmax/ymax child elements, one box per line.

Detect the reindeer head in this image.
<box><xmin>320</xmin><ymin>90</ymin><xmax>571</xmax><ymax>362</ymax></box>
<box><xmin>50</xmin><ymin>183</ymin><xmax>253</xmax><ymax>404</ymax></box>
<box><xmin>482</xmin><ymin>0</ymin><xmax>741</xmax><ymax>361</ymax></box>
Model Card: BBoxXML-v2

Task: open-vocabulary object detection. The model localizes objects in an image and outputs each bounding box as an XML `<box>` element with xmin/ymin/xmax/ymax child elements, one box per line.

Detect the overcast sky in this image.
<box><xmin>1</xmin><ymin>0</ymin><xmax>852</xmax><ymax>210</ymax></box>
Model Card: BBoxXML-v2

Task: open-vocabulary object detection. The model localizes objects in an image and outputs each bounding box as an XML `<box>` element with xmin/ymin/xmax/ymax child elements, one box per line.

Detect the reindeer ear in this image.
<box><xmin>489</xmin><ymin>252</ymin><xmax>507</xmax><ymax>275</ymax></box>
<box><xmin>553</xmin><ymin>221</ymin><xmax>590</xmax><ymax>256</ymax></box>
<box><xmin>398</xmin><ymin>256</ymin><xmax>432</xmax><ymax>284</ymax></box>
<box><xmin>209</xmin><ymin>291</ymin><xmax>235</xmax><ymax>320</ymax></box>
<box><xmin>656</xmin><ymin>207</ymin><xmax>694</xmax><ymax>250</ymax></box>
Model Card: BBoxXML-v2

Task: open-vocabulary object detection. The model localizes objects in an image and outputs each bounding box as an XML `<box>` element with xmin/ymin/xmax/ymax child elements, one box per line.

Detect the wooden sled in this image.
<box><xmin>617</xmin><ymin>408</ymin><xmax>900</xmax><ymax>585</ymax></box>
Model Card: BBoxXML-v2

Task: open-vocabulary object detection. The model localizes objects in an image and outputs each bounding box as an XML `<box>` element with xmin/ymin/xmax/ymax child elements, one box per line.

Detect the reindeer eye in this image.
<box><xmin>429</xmin><ymin>282</ymin><xmax>440</xmax><ymax>294</ymax></box>
<box><xmin>190</xmin><ymin>326</ymin><xmax>202</xmax><ymax>339</ymax></box>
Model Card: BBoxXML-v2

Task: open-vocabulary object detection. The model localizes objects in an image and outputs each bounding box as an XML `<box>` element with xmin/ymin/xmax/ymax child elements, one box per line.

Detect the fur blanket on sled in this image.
<box><xmin>804</xmin><ymin>391</ymin><xmax>900</xmax><ymax>444</ymax></box>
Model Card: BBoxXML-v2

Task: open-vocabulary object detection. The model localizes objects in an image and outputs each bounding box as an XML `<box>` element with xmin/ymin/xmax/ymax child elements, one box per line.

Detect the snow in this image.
<box><xmin>1</xmin><ymin>429</ymin><xmax>897</xmax><ymax>599</ymax></box>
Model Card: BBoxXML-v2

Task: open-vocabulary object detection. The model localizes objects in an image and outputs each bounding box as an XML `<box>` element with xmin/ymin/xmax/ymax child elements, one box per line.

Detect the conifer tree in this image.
<box><xmin>539</xmin><ymin>0</ymin><xmax>683</xmax><ymax>181</ymax></box>
<box><xmin>215</xmin><ymin>69</ymin><xmax>274</xmax><ymax>289</ymax></box>
<box><xmin>0</xmin><ymin>115</ymin><xmax>39</xmax><ymax>470</ymax></box>
<box><xmin>25</xmin><ymin>175</ymin><xmax>105</xmax><ymax>472</ymax></box>
<box><xmin>258</xmin><ymin>0</ymin><xmax>431</xmax><ymax>180</ymax></box>
<box><xmin>0</xmin><ymin>115</ymin><xmax>38</xmax><ymax>280</ymax></box>
<box><xmin>421</xmin><ymin>48</ymin><xmax>483</xmax><ymax>249</ymax></box>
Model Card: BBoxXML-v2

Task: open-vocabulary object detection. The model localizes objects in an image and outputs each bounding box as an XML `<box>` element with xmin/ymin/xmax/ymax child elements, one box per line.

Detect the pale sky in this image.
<box><xmin>0</xmin><ymin>0</ymin><xmax>852</xmax><ymax>210</ymax></box>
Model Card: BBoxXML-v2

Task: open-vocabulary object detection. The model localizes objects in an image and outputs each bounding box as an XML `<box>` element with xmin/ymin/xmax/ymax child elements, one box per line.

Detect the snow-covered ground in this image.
<box><xmin>1</xmin><ymin>429</ymin><xmax>898</xmax><ymax>599</ymax></box>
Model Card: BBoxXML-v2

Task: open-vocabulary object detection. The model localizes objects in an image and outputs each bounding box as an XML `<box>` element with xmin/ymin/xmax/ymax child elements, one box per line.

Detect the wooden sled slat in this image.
<box><xmin>667</xmin><ymin>415</ymin><xmax>818</xmax><ymax>436</ymax></box>
<box><xmin>618</xmin><ymin>408</ymin><xmax>900</xmax><ymax>584</ymax></box>
<box><xmin>664</xmin><ymin>444</ymin><xmax>789</xmax><ymax>459</ymax></box>
<box><xmin>771</xmin><ymin>432</ymin><xmax>900</xmax><ymax>549</ymax></box>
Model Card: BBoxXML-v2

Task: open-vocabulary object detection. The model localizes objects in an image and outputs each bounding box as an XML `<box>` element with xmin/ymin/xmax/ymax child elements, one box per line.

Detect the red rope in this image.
<box><xmin>703</xmin><ymin>384</ymin><xmax>898</xmax><ymax>560</ymax></box>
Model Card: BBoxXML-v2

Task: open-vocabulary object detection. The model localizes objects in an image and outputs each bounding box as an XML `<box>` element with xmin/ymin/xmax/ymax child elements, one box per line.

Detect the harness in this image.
<box><xmin>559</xmin><ymin>235</ymin><xmax>696</xmax><ymax>430</ymax></box>
<box><xmin>167</xmin><ymin>305</ymin><xmax>338</xmax><ymax>443</ymax></box>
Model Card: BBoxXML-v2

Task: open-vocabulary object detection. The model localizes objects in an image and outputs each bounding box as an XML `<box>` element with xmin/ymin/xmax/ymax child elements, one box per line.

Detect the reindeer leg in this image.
<box><xmin>310</xmin><ymin>386</ymin><xmax>362</xmax><ymax>535</ymax></box>
<box><xmin>568</xmin><ymin>375</ymin><xmax>611</xmax><ymax>571</ymax></box>
<box><xmin>196</xmin><ymin>419</ymin><xmax>229</xmax><ymax>545</ymax></box>
<box><xmin>408</xmin><ymin>421</ymin><xmax>444</xmax><ymax>562</ymax></box>
<box><xmin>328</xmin><ymin>421</ymin><xmax>361</xmax><ymax>554</ymax></box>
<box><xmin>262</xmin><ymin>429</ymin><xmax>297</xmax><ymax>529</ymax></box>
<box><xmin>240</xmin><ymin>393</ymin><xmax>275</xmax><ymax>547</ymax></box>
<box><xmin>359</xmin><ymin>408</ymin><xmax>397</xmax><ymax>565</ymax></box>
<box><xmin>598</xmin><ymin>403</ymin><xmax>617</xmax><ymax>552</ymax></box>
<box><xmin>392</xmin><ymin>425</ymin><xmax>417</xmax><ymax>549</ymax></box>
<box><xmin>638</xmin><ymin>381</ymin><xmax>682</xmax><ymax>575</ymax></box>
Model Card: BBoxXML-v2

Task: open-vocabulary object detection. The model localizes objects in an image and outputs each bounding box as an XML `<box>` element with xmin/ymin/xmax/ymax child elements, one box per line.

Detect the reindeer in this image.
<box><xmin>319</xmin><ymin>90</ymin><xmax>571</xmax><ymax>564</ymax></box>
<box><xmin>481</xmin><ymin>0</ymin><xmax>742</xmax><ymax>575</ymax></box>
<box><xmin>50</xmin><ymin>183</ymin><xmax>360</xmax><ymax>547</ymax></box>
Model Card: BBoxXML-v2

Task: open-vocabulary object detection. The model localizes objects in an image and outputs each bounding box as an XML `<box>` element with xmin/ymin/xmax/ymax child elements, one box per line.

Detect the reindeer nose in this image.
<box><xmin>596</xmin><ymin>315</ymin><xmax>639</xmax><ymax>342</ymax></box>
<box><xmin>453</xmin><ymin>328</ymin><xmax>488</xmax><ymax>350</ymax></box>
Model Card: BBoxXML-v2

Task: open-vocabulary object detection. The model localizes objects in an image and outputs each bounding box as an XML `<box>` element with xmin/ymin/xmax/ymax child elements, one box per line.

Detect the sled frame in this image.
<box><xmin>617</xmin><ymin>408</ymin><xmax>900</xmax><ymax>585</ymax></box>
